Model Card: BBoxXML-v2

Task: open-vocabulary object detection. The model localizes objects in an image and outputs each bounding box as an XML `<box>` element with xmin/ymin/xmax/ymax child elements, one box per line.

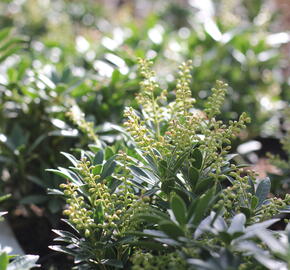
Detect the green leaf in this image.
<box><xmin>0</xmin><ymin>46</ymin><xmax>22</xmax><ymax>63</ymax></box>
<box><xmin>49</xmin><ymin>245</ymin><xmax>77</xmax><ymax>256</ymax></box>
<box><xmin>0</xmin><ymin>28</ymin><xmax>10</xmax><ymax>42</ymax></box>
<box><xmin>0</xmin><ymin>194</ymin><xmax>11</xmax><ymax>203</ymax></box>
<box><xmin>7</xmin><ymin>255</ymin><xmax>39</xmax><ymax>270</ymax></box>
<box><xmin>218</xmin><ymin>231</ymin><xmax>232</xmax><ymax>245</ymax></box>
<box><xmin>144</xmin><ymin>208</ymin><xmax>170</xmax><ymax>220</ymax></box>
<box><xmin>130</xmin><ymin>241</ymin><xmax>164</xmax><ymax>250</ymax></box>
<box><xmin>194</xmin><ymin>178</ymin><xmax>213</xmax><ymax>195</ymax></box>
<box><xmin>134</xmin><ymin>214</ymin><xmax>162</xmax><ymax>224</ymax></box>
<box><xmin>94</xmin><ymin>202</ymin><xmax>104</xmax><ymax>223</ymax></box>
<box><xmin>191</xmin><ymin>186</ymin><xmax>216</xmax><ymax>226</ymax></box>
<box><xmin>170</xmin><ymin>194</ymin><xmax>187</xmax><ymax>225</ymax></box>
<box><xmin>93</xmin><ymin>150</ymin><xmax>104</xmax><ymax>165</ymax></box>
<box><xmin>92</xmin><ymin>164</ymin><xmax>103</xmax><ymax>175</ymax></box>
<box><xmin>52</xmin><ymin>229</ymin><xmax>79</xmax><ymax>241</ymax></box>
<box><xmin>191</xmin><ymin>149</ymin><xmax>203</xmax><ymax>169</ymax></box>
<box><xmin>0</xmin><ymin>37</ymin><xmax>25</xmax><ymax>52</ymax></box>
<box><xmin>187</xmin><ymin>199</ymin><xmax>198</xmax><ymax>223</ymax></box>
<box><xmin>46</xmin><ymin>168</ymin><xmax>82</xmax><ymax>186</ymax></box>
<box><xmin>171</xmin><ymin>187</ymin><xmax>191</xmax><ymax>205</ymax></box>
<box><xmin>61</xmin><ymin>152</ymin><xmax>79</xmax><ymax>167</ymax></box>
<box><xmin>0</xmin><ymin>252</ymin><xmax>9</xmax><ymax>270</ymax></box>
<box><xmin>172</xmin><ymin>150</ymin><xmax>189</xmax><ymax>174</ymax></box>
<box><xmin>105</xmin><ymin>147</ymin><xmax>115</xmax><ymax>160</ymax></box>
<box><xmin>131</xmin><ymin>230</ymin><xmax>167</xmax><ymax>239</ymax></box>
<box><xmin>27</xmin><ymin>175</ymin><xmax>46</xmax><ymax>188</ymax></box>
<box><xmin>161</xmin><ymin>179</ymin><xmax>175</xmax><ymax>194</ymax></box>
<box><xmin>250</xmin><ymin>196</ymin><xmax>259</xmax><ymax>209</ymax></box>
<box><xmin>158</xmin><ymin>160</ymin><xmax>168</xmax><ymax>176</ymax></box>
<box><xmin>188</xmin><ymin>167</ymin><xmax>199</xmax><ymax>190</ymax></box>
<box><xmin>228</xmin><ymin>213</ymin><xmax>246</xmax><ymax>234</ymax></box>
<box><xmin>240</xmin><ymin>207</ymin><xmax>251</xmax><ymax>219</ymax></box>
<box><xmin>256</xmin><ymin>177</ymin><xmax>271</xmax><ymax>207</ymax></box>
<box><xmin>100</xmin><ymin>156</ymin><xmax>116</xmax><ymax>179</ymax></box>
<box><xmin>47</xmin><ymin>189</ymin><xmax>64</xmax><ymax>196</ymax></box>
<box><xmin>48</xmin><ymin>198</ymin><xmax>62</xmax><ymax>213</ymax></box>
<box><xmin>111</xmin><ymin>69</ymin><xmax>120</xmax><ymax>85</ymax></box>
<box><xmin>247</xmin><ymin>176</ymin><xmax>255</xmax><ymax>194</ymax></box>
<box><xmin>158</xmin><ymin>221</ymin><xmax>184</xmax><ymax>239</ymax></box>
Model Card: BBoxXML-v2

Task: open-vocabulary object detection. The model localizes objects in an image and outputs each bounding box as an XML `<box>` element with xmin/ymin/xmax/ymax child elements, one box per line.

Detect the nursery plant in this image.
<box><xmin>1</xmin><ymin>0</ymin><xmax>288</xmax><ymax>218</ymax></box>
<box><xmin>49</xmin><ymin>59</ymin><xmax>290</xmax><ymax>269</ymax></box>
<box><xmin>0</xmin><ymin>2</ymin><xmax>289</xmax><ymax>268</ymax></box>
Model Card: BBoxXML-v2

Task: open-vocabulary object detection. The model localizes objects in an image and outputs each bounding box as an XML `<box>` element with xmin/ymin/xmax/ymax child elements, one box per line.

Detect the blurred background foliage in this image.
<box><xmin>0</xmin><ymin>0</ymin><xmax>289</xmax><ymax>269</ymax></box>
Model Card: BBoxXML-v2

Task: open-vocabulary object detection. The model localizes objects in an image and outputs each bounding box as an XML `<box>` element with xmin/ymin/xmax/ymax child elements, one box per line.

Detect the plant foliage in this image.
<box><xmin>50</xmin><ymin>59</ymin><xmax>290</xmax><ymax>269</ymax></box>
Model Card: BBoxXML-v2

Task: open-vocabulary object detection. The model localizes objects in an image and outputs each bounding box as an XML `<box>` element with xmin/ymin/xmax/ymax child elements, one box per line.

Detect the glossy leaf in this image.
<box><xmin>256</xmin><ymin>177</ymin><xmax>271</xmax><ymax>207</ymax></box>
<box><xmin>158</xmin><ymin>221</ymin><xmax>184</xmax><ymax>239</ymax></box>
<box><xmin>188</xmin><ymin>167</ymin><xmax>199</xmax><ymax>190</ymax></box>
<box><xmin>191</xmin><ymin>186</ymin><xmax>216</xmax><ymax>226</ymax></box>
<box><xmin>93</xmin><ymin>150</ymin><xmax>104</xmax><ymax>165</ymax></box>
<box><xmin>7</xmin><ymin>255</ymin><xmax>39</xmax><ymax>270</ymax></box>
<box><xmin>191</xmin><ymin>149</ymin><xmax>203</xmax><ymax>169</ymax></box>
<box><xmin>170</xmin><ymin>194</ymin><xmax>187</xmax><ymax>225</ymax></box>
<box><xmin>100</xmin><ymin>156</ymin><xmax>116</xmax><ymax>179</ymax></box>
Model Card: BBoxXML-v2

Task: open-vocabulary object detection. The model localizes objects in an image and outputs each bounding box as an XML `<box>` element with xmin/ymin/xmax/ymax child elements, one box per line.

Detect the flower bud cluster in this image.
<box><xmin>200</xmin><ymin>113</ymin><xmax>250</xmax><ymax>177</ymax></box>
<box><xmin>258</xmin><ymin>194</ymin><xmax>290</xmax><ymax>221</ymax></box>
<box><xmin>225</xmin><ymin>112</ymin><xmax>251</xmax><ymax>139</ymax></box>
<box><xmin>136</xmin><ymin>58</ymin><xmax>161</xmax><ymax>120</ymax></box>
<box><xmin>166</xmin><ymin>115</ymin><xmax>200</xmax><ymax>153</ymax></box>
<box><xmin>175</xmin><ymin>60</ymin><xmax>195</xmax><ymax>115</ymax></box>
<box><xmin>124</xmin><ymin>60</ymin><xmax>253</xmax><ymax>181</ymax></box>
<box><xmin>60</xmin><ymin>155</ymin><xmax>148</xmax><ymax>240</ymax></box>
<box><xmin>131</xmin><ymin>250</ymin><xmax>186</xmax><ymax>270</ymax></box>
<box><xmin>66</xmin><ymin>104</ymin><xmax>99</xmax><ymax>144</ymax></box>
<box><xmin>123</xmin><ymin>107</ymin><xmax>155</xmax><ymax>153</ymax></box>
<box><xmin>114</xmin><ymin>151</ymin><xmax>151</xmax><ymax>232</ymax></box>
<box><xmin>204</xmin><ymin>80</ymin><xmax>227</xmax><ymax>119</ymax></box>
<box><xmin>115</xmin><ymin>150</ymin><xmax>135</xmax><ymax>200</ymax></box>
<box><xmin>215</xmin><ymin>168</ymin><xmax>253</xmax><ymax>219</ymax></box>
<box><xmin>215</xmin><ymin>166</ymin><xmax>290</xmax><ymax>222</ymax></box>
<box><xmin>60</xmin><ymin>182</ymin><xmax>96</xmax><ymax>237</ymax></box>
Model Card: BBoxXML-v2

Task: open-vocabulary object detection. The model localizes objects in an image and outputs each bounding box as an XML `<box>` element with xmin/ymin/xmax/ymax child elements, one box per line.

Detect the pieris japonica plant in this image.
<box><xmin>49</xmin><ymin>59</ymin><xmax>290</xmax><ymax>270</ymax></box>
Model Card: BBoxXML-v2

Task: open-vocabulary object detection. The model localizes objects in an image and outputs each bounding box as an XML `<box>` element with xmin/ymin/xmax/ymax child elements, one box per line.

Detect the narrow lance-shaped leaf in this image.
<box><xmin>256</xmin><ymin>177</ymin><xmax>271</xmax><ymax>207</ymax></box>
<box><xmin>191</xmin><ymin>148</ymin><xmax>203</xmax><ymax>169</ymax></box>
<box><xmin>158</xmin><ymin>221</ymin><xmax>185</xmax><ymax>239</ymax></box>
<box><xmin>188</xmin><ymin>167</ymin><xmax>199</xmax><ymax>190</ymax></box>
<box><xmin>191</xmin><ymin>185</ymin><xmax>216</xmax><ymax>226</ymax></box>
<box><xmin>170</xmin><ymin>194</ymin><xmax>187</xmax><ymax>225</ymax></box>
<box><xmin>227</xmin><ymin>213</ymin><xmax>246</xmax><ymax>234</ymax></box>
<box><xmin>93</xmin><ymin>150</ymin><xmax>104</xmax><ymax>165</ymax></box>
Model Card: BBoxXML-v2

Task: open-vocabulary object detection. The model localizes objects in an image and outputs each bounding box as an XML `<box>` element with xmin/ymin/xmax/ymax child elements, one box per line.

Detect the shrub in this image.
<box><xmin>50</xmin><ymin>59</ymin><xmax>290</xmax><ymax>269</ymax></box>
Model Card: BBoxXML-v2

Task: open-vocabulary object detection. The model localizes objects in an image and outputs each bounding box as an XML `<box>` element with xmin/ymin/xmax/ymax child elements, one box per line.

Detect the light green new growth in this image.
<box><xmin>124</xmin><ymin>59</ymin><xmax>251</xmax><ymax>179</ymax></box>
<box><xmin>66</xmin><ymin>103</ymin><xmax>99</xmax><ymax>144</ymax></box>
